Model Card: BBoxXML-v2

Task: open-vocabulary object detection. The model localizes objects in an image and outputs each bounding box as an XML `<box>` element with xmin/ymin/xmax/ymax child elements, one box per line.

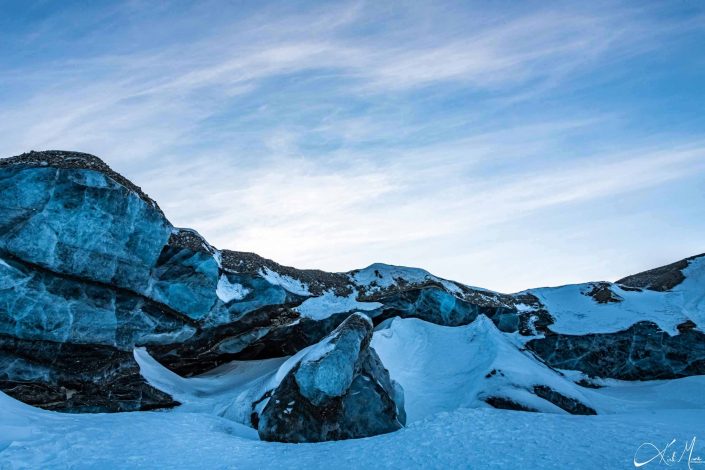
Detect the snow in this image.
<box><xmin>528</xmin><ymin>281</ymin><xmax>703</xmax><ymax>337</ymax></box>
<box><xmin>521</xmin><ymin>256</ymin><xmax>705</xmax><ymax>336</ymax></box>
<box><xmin>216</xmin><ymin>275</ymin><xmax>251</xmax><ymax>303</ymax></box>
<box><xmin>5</xmin><ymin>315</ymin><xmax>705</xmax><ymax>468</ymax></box>
<box><xmin>135</xmin><ymin>347</ymin><xmax>286</xmax><ymax>426</ymax></box>
<box><xmin>528</xmin><ymin>283</ymin><xmax>675</xmax><ymax>334</ymax></box>
<box><xmin>3</xmin><ymin>388</ymin><xmax>705</xmax><ymax>469</ymax></box>
<box><xmin>294</xmin><ymin>291</ymin><xmax>382</xmax><ymax>320</ymax></box>
<box><xmin>373</xmin><ymin>316</ymin><xmax>705</xmax><ymax>421</ymax></box>
<box><xmin>372</xmin><ymin>316</ymin><xmax>592</xmax><ymax>421</ymax></box>
<box><xmin>260</xmin><ymin>267</ymin><xmax>311</xmax><ymax>296</ymax></box>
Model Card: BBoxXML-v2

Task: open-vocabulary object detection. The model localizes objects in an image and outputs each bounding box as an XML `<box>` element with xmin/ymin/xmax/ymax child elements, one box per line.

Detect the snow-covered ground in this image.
<box><xmin>4</xmin><ymin>315</ymin><xmax>705</xmax><ymax>469</ymax></box>
<box><xmin>2</xmin><ymin>389</ymin><xmax>704</xmax><ymax>469</ymax></box>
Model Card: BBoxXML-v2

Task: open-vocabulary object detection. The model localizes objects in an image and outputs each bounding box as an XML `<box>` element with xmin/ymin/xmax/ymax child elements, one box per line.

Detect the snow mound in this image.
<box><xmin>134</xmin><ymin>347</ymin><xmax>286</xmax><ymax>426</ymax></box>
<box><xmin>372</xmin><ymin>315</ymin><xmax>595</xmax><ymax>421</ymax></box>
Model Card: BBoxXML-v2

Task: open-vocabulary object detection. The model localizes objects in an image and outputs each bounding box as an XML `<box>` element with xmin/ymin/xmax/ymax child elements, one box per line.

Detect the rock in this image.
<box><xmin>221</xmin><ymin>250</ymin><xmax>353</xmax><ymax>296</ymax></box>
<box><xmin>0</xmin><ymin>335</ymin><xmax>178</xmax><ymax>412</ymax></box>
<box><xmin>256</xmin><ymin>313</ymin><xmax>405</xmax><ymax>442</ymax></box>
<box><xmin>584</xmin><ymin>282</ymin><xmax>623</xmax><ymax>304</ymax></box>
<box><xmin>532</xmin><ymin>386</ymin><xmax>596</xmax><ymax>415</ymax></box>
<box><xmin>484</xmin><ymin>396</ymin><xmax>537</xmax><ymax>412</ymax></box>
<box><xmin>617</xmin><ymin>253</ymin><xmax>704</xmax><ymax>292</ymax></box>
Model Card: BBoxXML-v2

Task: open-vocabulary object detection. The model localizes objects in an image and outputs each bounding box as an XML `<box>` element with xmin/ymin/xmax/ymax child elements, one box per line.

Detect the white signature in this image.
<box><xmin>635</xmin><ymin>437</ymin><xmax>704</xmax><ymax>469</ymax></box>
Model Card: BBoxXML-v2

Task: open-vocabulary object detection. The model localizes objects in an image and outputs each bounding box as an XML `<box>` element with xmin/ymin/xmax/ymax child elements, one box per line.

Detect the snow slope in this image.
<box><xmin>527</xmin><ymin>256</ymin><xmax>705</xmax><ymax>335</ymax></box>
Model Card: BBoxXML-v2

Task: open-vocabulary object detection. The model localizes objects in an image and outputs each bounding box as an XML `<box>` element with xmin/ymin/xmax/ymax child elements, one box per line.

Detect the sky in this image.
<box><xmin>1</xmin><ymin>0</ymin><xmax>704</xmax><ymax>292</ymax></box>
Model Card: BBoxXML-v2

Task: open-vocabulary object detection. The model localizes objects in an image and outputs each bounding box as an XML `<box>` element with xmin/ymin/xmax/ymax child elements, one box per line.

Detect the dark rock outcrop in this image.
<box><xmin>368</xmin><ymin>285</ymin><xmax>519</xmax><ymax>330</ymax></box>
<box><xmin>532</xmin><ymin>385</ymin><xmax>596</xmax><ymax>415</ymax></box>
<box><xmin>256</xmin><ymin>313</ymin><xmax>405</xmax><ymax>442</ymax></box>
<box><xmin>584</xmin><ymin>282</ymin><xmax>623</xmax><ymax>304</ymax></box>
<box><xmin>617</xmin><ymin>254</ymin><xmax>704</xmax><ymax>292</ymax></box>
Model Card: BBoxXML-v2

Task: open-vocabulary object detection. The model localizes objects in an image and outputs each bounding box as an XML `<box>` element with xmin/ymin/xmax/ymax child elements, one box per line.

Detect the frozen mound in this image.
<box><xmin>373</xmin><ymin>315</ymin><xmax>596</xmax><ymax>421</ymax></box>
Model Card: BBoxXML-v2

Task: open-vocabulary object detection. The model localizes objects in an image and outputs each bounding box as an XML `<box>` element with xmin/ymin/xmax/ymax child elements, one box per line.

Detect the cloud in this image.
<box><xmin>1</xmin><ymin>0</ymin><xmax>704</xmax><ymax>290</ymax></box>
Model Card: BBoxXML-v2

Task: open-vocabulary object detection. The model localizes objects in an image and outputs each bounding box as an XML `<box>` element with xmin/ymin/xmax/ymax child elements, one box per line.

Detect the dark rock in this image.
<box><xmin>617</xmin><ymin>254</ymin><xmax>704</xmax><ymax>292</ymax></box>
<box><xmin>677</xmin><ymin>320</ymin><xmax>697</xmax><ymax>334</ymax></box>
<box><xmin>168</xmin><ymin>228</ymin><xmax>217</xmax><ymax>255</ymax></box>
<box><xmin>585</xmin><ymin>282</ymin><xmax>623</xmax><ymax>304</ymax></box>
<box><xmin>533</xmin><ymin>385</ymin><xmax>596</xmax><ymax>415</ymax></box>
<box><xmin>222</xmin><ymin>250</ymin><xmax>352</xmax><ymax>296</ymax></box>
<box><xmin>575</xmin><ymin>378</ymin><xmax>603</xmax><ymax>389</ymax></box>
<box><xmin>484</xmin><ymin>396</ymin><xmax>537</xmax><ymax>412</ymax></box>
<box><xmin>256</xmin><ymin>313</ymin><xmax>405</xmax><ymax>442</ymax></box>
<box><xmin>0</xmin><ymin>334</ymin><xmax>177</xmax><ymax>412</ymax></box>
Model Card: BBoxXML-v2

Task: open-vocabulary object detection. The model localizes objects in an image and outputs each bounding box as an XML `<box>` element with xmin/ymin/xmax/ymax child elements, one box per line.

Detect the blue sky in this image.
<box><xmin>1</xmin><ymin>0</ymin><xmax>704</xmax><ymax>292</ymax></box>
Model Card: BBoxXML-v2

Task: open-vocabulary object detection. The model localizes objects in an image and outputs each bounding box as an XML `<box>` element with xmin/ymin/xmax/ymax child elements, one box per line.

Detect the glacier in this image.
<box><xmin>1</xmin><ymin>150</ymin><xmax>705</xmax><ymax>467</ymax></box>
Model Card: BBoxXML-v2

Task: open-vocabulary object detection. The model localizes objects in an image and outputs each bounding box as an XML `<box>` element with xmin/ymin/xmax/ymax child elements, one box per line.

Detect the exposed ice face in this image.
<box><xmin>0</xmin><ymin>167</ymin><xmax>172</xmax><ymax>293</ymax></box>
<box><xmin>0</xmin><ymin>254</ymin><xmax>194</xmax><ymax>348</ymax></box>
<box><xmin>149</xmin><ymin>246</ymin><xmax>221</xmax><ymax>320</ymax></box>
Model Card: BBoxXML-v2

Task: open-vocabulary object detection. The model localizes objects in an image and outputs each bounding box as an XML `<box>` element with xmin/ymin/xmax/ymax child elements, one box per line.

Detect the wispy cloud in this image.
<box><xmin>1</xmin><ymin>0</ymin><xmax>704</xmax><ymax>291</ymax></box>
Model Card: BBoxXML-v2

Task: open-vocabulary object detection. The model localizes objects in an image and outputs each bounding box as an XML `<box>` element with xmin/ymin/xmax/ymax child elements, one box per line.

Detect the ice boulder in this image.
<box><xmin>256</xmin><ymin>312</ymin><xmax>405</xmax><ymax>442</ymax></box>
<box><xmin>0</xmin><ymin>151</ymin><xmax>171</xmax><ymax>294</ymax></box>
